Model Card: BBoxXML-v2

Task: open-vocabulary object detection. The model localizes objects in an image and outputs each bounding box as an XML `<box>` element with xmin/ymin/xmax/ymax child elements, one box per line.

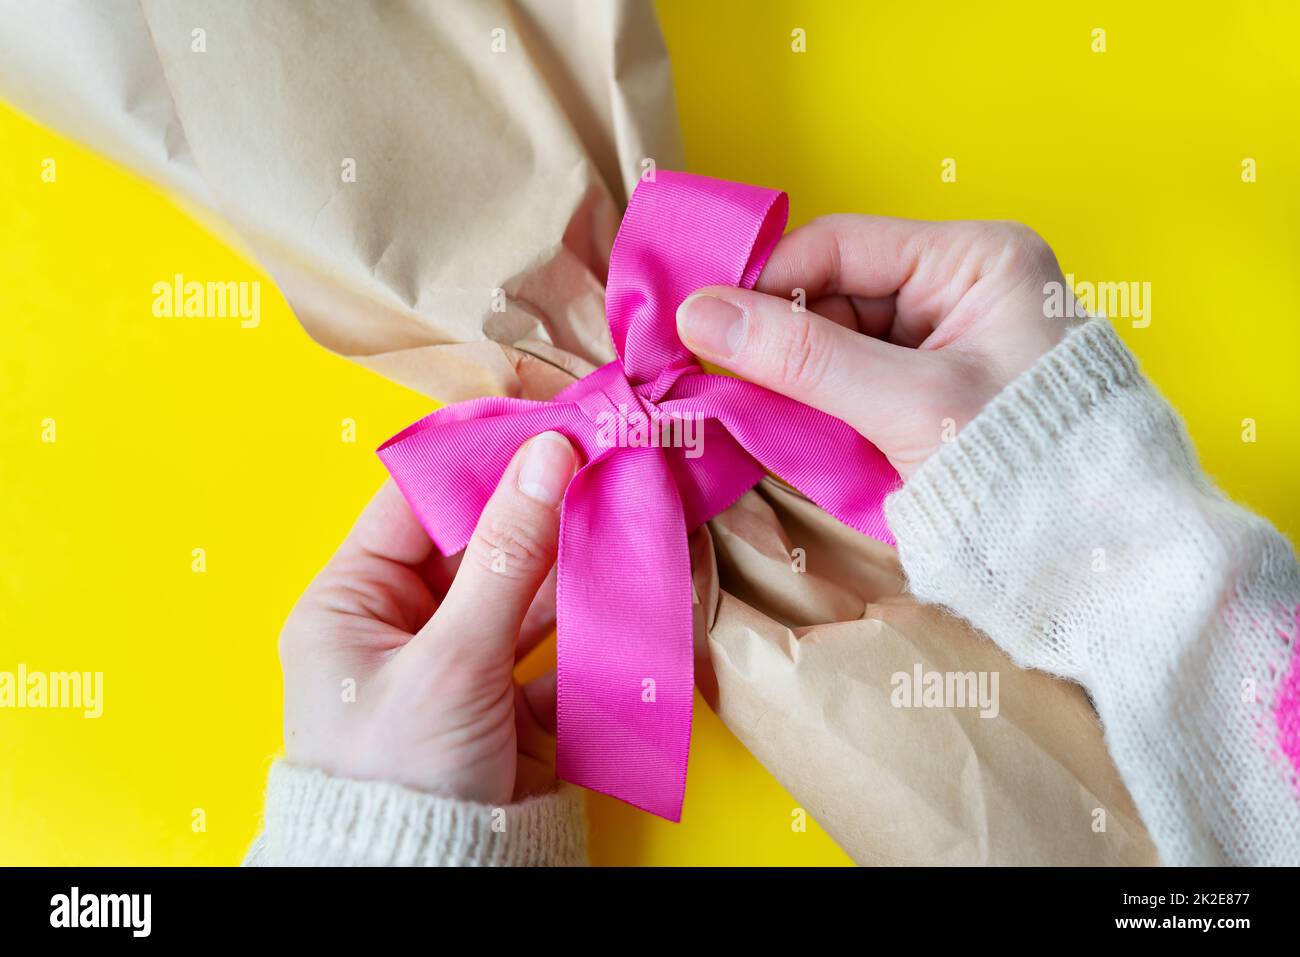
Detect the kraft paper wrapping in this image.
<box><xmin>0</xmin><ymin>0</ymin><xmax>1158</xmax><ymax>865</ymax></box>
<box><xmin>692</xmin><ymin>482</ymin><xmax>1156</xmax><ymax>864</ymax></box>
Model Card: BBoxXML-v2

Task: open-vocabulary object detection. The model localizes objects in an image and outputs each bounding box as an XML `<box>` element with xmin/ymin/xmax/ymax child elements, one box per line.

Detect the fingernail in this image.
<box><xmin>518</xmin><ymin>431</ymin><xmax>575</xmax><ymax>507</ymax></box>
<box><xmin>677</xmin><ymin>294</ymin><xmax>746</xmax><ymax>359</ymax></box>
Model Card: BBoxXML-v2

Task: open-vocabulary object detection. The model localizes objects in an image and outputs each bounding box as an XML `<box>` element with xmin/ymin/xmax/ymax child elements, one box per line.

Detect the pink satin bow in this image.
<box><xmin>378</xmin><ymin>171</ymin><xmax>900</xmax><ymax>820</ymax></box>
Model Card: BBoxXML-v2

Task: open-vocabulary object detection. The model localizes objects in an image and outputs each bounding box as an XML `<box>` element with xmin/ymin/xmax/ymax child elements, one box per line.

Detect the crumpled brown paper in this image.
<box><xmin>0</xmin><ymin>0</ymin><xmax>1157</xmax><ymax>864</ymax></box>
<box><xmin>692</xmin><ymin>482</ymin><xmax>1155</xmax><ymax>864</ymax></box>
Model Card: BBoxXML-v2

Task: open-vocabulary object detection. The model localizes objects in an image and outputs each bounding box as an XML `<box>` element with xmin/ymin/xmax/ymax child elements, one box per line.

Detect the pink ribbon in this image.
<box><xmin>378</xmin><ymin>171</ymin><xmax>900</xmax><ymax>820</ymax></box>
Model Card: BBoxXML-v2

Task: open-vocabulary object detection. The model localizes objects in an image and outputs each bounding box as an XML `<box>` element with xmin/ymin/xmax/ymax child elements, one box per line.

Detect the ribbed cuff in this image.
<box><xmin>886</xmin><ymin>319</ymin><xmax>1142</xmax><ymax>559</ymax></box>
<box><xmin>245</xmin><ymin>762</ymin><xmax>588</xmax><ymax>867</ymax></box>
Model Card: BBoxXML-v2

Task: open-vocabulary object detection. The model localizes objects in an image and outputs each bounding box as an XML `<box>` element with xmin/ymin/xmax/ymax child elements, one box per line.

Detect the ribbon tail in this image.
<box><xmin>554</xmin><ymin>447</ymin><xmax>694</xmax><ymax>821</ymax></box>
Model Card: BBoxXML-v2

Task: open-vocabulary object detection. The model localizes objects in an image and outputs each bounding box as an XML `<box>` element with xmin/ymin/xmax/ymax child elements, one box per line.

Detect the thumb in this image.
<box><xmin>418</xmin><ymin>430</ymin><xmax>577</xmax><ymax>663</ymax></box>
<box><xmin>676</xmin><ymin>286</ymin><xmax>918</xmax><ymax>434</ymax></box>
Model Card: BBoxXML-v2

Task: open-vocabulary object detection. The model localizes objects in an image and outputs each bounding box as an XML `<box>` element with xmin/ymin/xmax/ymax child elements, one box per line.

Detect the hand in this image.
<box><xmin>676</xmin><ymin>216</ymin><xmax>1079</xmax><ymax>478</ymax></box>
<box><xmin>278</xmin><ymin>431</ymin><xmax>578</xmax><ymax>806</ymax></box>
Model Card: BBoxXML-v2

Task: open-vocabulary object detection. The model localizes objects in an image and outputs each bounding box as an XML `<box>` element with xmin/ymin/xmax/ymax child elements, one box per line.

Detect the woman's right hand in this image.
<box><xmin>676</xmin><ymin>215</ymin><xmax>1081</xmax><ymax>479</ymax></box>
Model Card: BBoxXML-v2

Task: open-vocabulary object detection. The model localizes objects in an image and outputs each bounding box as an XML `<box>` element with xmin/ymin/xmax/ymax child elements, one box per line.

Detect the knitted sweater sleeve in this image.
<box><xmin>242</xmin><ymin>762</ymin><xmax>588</xmax><ymax>866</ymax></box>
<box><xmin>885</xmin><ymin>318</ymin><xmax>1300</xmax><ymax>865</ymax></box>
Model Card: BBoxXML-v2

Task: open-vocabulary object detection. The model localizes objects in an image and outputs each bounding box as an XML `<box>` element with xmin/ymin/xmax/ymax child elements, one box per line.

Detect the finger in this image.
<box><xmin>417</xmin><ymin>431</ymin><xmax>577</xmax><ymax>663</ymax></box>
<box><xmin>754</xmin><ymin>214</ymin><xmax>945</xmax><ymax>347</ymax></box>
<box><xmin>517</xmin><ymin>564</ymin><xmax>557</xmax><ymax>662</ymax></box>
<box><xmin>676</xmin><ymin>286</ymin><xmax>921</xmax><ymax>433</ymax></box>
<box><xmin>307</xmin><ymin>479</ymin><xmax>438</xmax><ymax>635</ymax></box>
<box><xmin>332</xmin><ymin>479</ymin><xmax>436</xmax><ymax>570</ymax></box>
<box><xmin>514</xmin><ymin>669</ymin><xmax>559</xmax><ymax>799</ymax></box>
<box><xmin>520</xmin><ymin>668</ymin><xmax>558</xmax><ymax>736</ymax></box>
<box><xmin>414</xmin><ymin>551</ymin><xmax>556</xmax><ymax>649</ymax></box>
<box><xmin>754</xmin><ymin>213</ymin><xmax>932</xmax><ymax>301</ymax></box>
<box><xmin>413</xmin><ymin>549</ymin><xmax>460</xmax><ymax>600</ymax></box>
<box><xmin>809</xmin><ymin>293</ymin><xmax>898</xmax><ymax>339</ymax></box>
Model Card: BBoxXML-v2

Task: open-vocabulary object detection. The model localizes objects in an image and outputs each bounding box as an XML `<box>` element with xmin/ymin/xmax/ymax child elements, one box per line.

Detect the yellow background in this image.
<box><xmin>2</xmin><ymin>1</ymin><xmax>1297</xmax><ymax>865</ymax></box>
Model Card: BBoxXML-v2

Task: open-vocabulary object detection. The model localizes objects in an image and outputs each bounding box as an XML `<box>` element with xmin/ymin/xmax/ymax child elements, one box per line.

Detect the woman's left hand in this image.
<box><xmin>277</xmin><ymin>431</ymin><xmax>578</xmax><ymax>806</ymax></box>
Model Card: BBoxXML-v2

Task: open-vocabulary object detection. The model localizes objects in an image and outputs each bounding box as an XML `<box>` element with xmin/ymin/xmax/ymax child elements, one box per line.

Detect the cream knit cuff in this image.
<box><xmin>881</xmin><ymin>320</ymin><xmax>1300</xmax><ymax>866</ymax></box>
<box><xmin>887</xmin><ymin>319</ymin><xmax>1143</xmax><ymax>552</ymax></box>
<box><xmin>244</xmin><ymin>761</ymin><xmax>588</xmax><ymax>866</ymax></box>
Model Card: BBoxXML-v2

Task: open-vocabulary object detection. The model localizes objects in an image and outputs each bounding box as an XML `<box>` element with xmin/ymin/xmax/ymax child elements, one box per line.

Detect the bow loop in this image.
<box><xmin>606</xmin><ymin>171</ymin><xmax>789</xmax><ymax>385</ymax></box>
